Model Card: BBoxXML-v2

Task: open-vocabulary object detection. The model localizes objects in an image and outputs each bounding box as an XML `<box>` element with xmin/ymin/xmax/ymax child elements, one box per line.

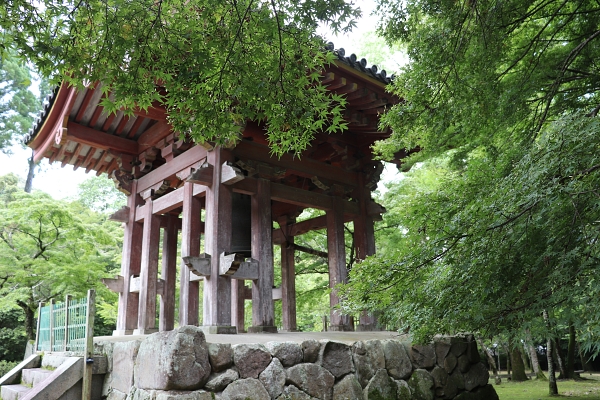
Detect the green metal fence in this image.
<box><xmin>35</xmin><ymin>292</ymin><xmax>94</xmax><ymax>354</ymax></box>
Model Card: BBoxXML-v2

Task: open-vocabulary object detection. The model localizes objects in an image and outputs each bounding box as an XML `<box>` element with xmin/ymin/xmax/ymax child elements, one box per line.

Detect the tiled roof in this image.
<box><xmin>25</xmin><ymin>44</ymin><xmax>393</xmax><ymax>145</ymax></box>
<box><xmin>327</xmin><ymin>42</ymin><xmax>394</xmax><ymax>84</ymax></box>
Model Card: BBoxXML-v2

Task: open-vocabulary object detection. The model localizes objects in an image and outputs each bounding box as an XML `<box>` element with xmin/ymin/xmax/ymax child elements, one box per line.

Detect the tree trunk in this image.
<box><xmin>544</xmin><ymin>310</ymin><xmax>559</xmax><ymax>396</ymax></box>
<box><xmin>554</xmin><ymin>339</ymin><xmax>567</xmax><ymax>379</ymax></box>
<box><xmin>503</xmin><ymin>343</ymin><xmax>511</xmax><ymax>377</ymax></box>
<box><xmin>520</xmin><ymin>345</ymin><xmax>531</xmax><ymax>372</ymax></box>
<box><xmin>17</xmin><ymin>300</ymin><xmax>35</xmax><ymax>340</ymax></box>
<box><xmin>477</xmin><ymin>337</ymin><xmax>501</xmax><ymax>384</ymax></box>
<box><xmin>566</xmin><ymin>323</ymin><xmax>577</xmax><ymax>379</ymax></box>
<box><xmin>510</xmin><ymin>339</ymin><xmax>529</xmax><ymax>381</ymax></box>
<box><xmin>528</xmin><ymin>343</ymin><xmax>547</xmax><ymax>380</ymax></box>
<box><xmin>579</xmin><ymin>342</ymin><xmax>594</xmax><ymax>372</ymax></box>
<box><xmin>24</xmin><ymin>150</ymin><xmax>36</xmax><ymax>193</ymax></box>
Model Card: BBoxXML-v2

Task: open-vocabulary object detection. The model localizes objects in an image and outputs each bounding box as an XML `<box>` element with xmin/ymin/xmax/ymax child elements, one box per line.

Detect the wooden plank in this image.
<box><xmin>179</xmin><ymin>182</ymin><xmax>202</xmax><ymax>326</ymax></box>
<box><xmin>327</xmin><ymin>196</ymin><xmax>352</xmax><ymax>330</ymax></box>
<box><xmin>67</xmin><ymin>121</ymin><xmax>138</xmax><ymax>155</ymax></box>
<box><xmin>160</xmin><ymin>216</ymin><xmax>178</xmax><ymax>332</ymax></box>
<box><xmin>137</xmin><ymin>121</ymin><xmax>172</xmax><ymax>151</ymax></box>
<box><xmin>203</xmin><ymin>147</ymin><xmax>233</xmax><ymax>328</ymax></box>
<box><xmin>137</xmin><ymin>145</ymin><xmax>208</xmax><ymax>193</ymax></box>
<box><xmin>135</xmin><ymin>198</ymin><xmax>161</xmax><ymax>334</ymax></box>
<box><xmin>231</xmin><ymin>280</ymin><xmax>246</xmax><ymax>333</ymax></box>
<box><xmin>249</xmin><ymin>178</ymin><xmax>276</xmax><ymax>331</ymax></box>
<box><xmin>279</xmin><ymin>218</ymin><xmax>297</xmax><ymax>332</ymax></box>
<box><xmin>115</xmin><ymin>183</ymin><xmax>143</xmax><ymax>334</ymax></box>
<box><xmin>82</xmin><ymin>289</ymin><xmax>95</xmax><ymax>400</ymax></box>
<box><xmin>233</xmin><ymin>140</ymin><xmax>358</xmax><ymax>187</ymax></box>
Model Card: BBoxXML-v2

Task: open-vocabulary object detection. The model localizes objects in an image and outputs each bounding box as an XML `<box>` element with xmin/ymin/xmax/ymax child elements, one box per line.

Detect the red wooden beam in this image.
<box><xmin>67</xmin><ymin>121</ymin><xmax>138</xmax><ymax>155</ymax></box>
<box><xmin>137</xmin><ymin>121</ymin><xmax>172</xmax><ymax>152</ymax></box>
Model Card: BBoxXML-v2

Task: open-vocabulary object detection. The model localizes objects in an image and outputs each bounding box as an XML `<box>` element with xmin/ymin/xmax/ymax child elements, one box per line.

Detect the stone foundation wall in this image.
<box><xmin>94</xmin><ymin>326</ymin><xmax>498</xmax><ymax>400</ymax></box>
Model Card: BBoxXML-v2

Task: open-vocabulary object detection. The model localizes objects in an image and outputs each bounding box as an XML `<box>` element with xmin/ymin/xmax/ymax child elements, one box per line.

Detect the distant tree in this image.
<box><xmin>0</xmin><ymin>180</ymin><xmax>121</xmax><ymax>339</ymax></box>
<box><xmin>0</xmin><ymin>51</ymin><xmax>51</xmax><ymax>192</ymax></box>
<box><xmin>76</xmin><ymin>176</ymin><xmax>127</xmax><ymax>214</ymax></box>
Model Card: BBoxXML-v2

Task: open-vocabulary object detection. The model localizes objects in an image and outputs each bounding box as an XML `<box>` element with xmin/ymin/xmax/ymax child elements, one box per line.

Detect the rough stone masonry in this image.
<box><xmin>94</xmin><ymin>326</ymin><xmax>499</xmax><ymax>400</ymax></box>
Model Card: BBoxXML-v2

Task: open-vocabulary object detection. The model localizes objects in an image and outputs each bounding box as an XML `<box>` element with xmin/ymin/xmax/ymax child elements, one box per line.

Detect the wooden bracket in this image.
<box><xmin>101</xmin><ymin>276</ymin><xmax>124</xmax><ymax>293</ymax></box>
<box><xmin>221</xmin><ymin>162</ymin><xmax>244</xmax><ymax>185</ymax></box>
<box><xmin>140</xmin><ymin>180</ymin><xmax>170</xmax><ymax>200</ymax></box>
<box><xmin>186</xmin><ymin>162</ymin><xmax>214</xmax><ymax>186</ymax></box>
<box><xmin>109</xmin><ymin>206</ymin><xmax>130</xmax><ymax>223</ymax></box>
<box><xmin>183</xmin><ymin>254</ymin><xmax>212</xmax><ymax>277</ymax></box>
<box><xmin>129</xmin><ymin>275</ymin><xmax>141</xmax><ymax>293</ymax></box>
<box><xmin>219</xmin><ymin>253</ymin><xmax>259</xmax><ymax>280</ymax></box>
<box><xmin>157</xmin><ymin>279</ymin><xmax>165</xmax><ymax>297</ymax></box>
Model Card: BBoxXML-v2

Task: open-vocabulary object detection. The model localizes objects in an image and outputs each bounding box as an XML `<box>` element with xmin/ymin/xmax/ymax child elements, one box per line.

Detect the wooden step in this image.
<box><xmin>1</xmin><ymin>384</ymin><xmax>31</xmax><ymax>400</ymax></box>
<box><xmin>21</xmin><ymin>368</ymin><xmax>53</xmax><ymax>387</ymax></box>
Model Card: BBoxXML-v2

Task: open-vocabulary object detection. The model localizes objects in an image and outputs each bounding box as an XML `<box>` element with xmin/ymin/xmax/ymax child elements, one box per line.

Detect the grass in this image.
<box><xmin>494</xmin><ymin>373</ymin><xmax>600</xmax><ymax>399</ymax></box>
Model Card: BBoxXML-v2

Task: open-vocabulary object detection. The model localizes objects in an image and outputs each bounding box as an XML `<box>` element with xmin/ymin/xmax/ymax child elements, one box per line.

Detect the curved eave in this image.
<box><xmin>27</xmin><ymin>82</ymin><xmax>78</xmax><ymax>162</ymax></box>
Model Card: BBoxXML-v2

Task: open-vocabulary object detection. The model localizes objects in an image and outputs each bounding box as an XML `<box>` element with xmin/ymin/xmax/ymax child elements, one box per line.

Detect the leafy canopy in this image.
<box><xmin>1</xmin><ymin>0</ymin><xmax>360</xmax><ymax>155</ymax></box>
<box><xmin>341</xmin><ymin>0</ymin><xmax>600</xmax><ymax>351</ymax></box>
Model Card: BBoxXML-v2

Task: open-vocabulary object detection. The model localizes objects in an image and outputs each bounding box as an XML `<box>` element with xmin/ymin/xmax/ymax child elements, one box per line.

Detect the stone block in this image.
<box><xmin>318</xmin><ymin>341</ymin><xmax>353</xmax><ymax>378</ymax></box>
<box><xmin>277</xmin><ymin>385</ymin><xmax>314</xmax><ymax>400</ymax></box>
<box><xmin>286</xmin><ymin>363</ymin><xmax>334</xmax><ymax>400</ymax></box>
<box><xmin>112</xmin><ymin>340</ymin><xmax>142</xmax><ymax>393</ymax></box>
<box><xmin>463</xmin><ymin>362</ymin><xmax>489</xmax><ymax>391</ymax></box>
<box><xmin>265</xmin><ymin>341</ymin><xmax>303</xmax><ymax>367</ymax></box>
<box><xmin>471</xmin><ymin>384</ymin><xmax>500</xmax><ymax>400</ymax></box>
<box><xmin>395</xmin><ymin>379</ymin><xmax>411</xmax><ymax>400</ymax></box>
<box><xmin>232</xmin><ymin>343</ymin><xmax>272</xmax><ymax>379</ymax></box>
<box><xmin>407</xmin><ymin>369</ymin><xmax>434</xmax><ymax>400</ymax></box>
<box><xmin>259</xmin><ymin>358</ymin><xmax>286</xmax><ymax>399</ymax></box>
<box><xmin>450</xmin><ymin>337</ymin><xmax>468</xmax><ymax>357</ymax></box>
<box><xmin>457</xmin><ymin>354</ymin><xmax>470</xmax><ymax>373</ymax></box>
<box><xmin>205</xmin><ymin>369</ymin><xmax>238</xmax><ymax>392</ymax></box>
<box><xmin>134</xmin><ymin>326</ymin><xmax>211</xmax><ymax>390</ymax></box>
<box><xmin>221</xmin><ymin>378</ymin><xmax>270</xmax><ymax>400</ymax></box>
<box><xmin>382</xmin><ymin>340</ymin><xmax>412</xmax><ymax>380</ymax></box>
<box><xmin>208</xmin><ymin>343</ymin><xmax>233</xmax><ymax>372</ymax></box>
<box><xmin>363</xmin><ymin>369</ymin><xmax>396</xmax><ymax>400</ymax></box>
<box><xmin>410</xmin><ymin>344</ymin><xmax>436</xmax><ymax>370</ymax></box>
<box><xmin>332</xmin><ymin>374</ymin><xmax>362</xmax><ymax>400</ymax></box>
<box><xmin>443</xmin><ymin>352</ymin><xmax>457</xmax><ymax>374</ymax></box>
<box><xmin>352</xmin><ymin>340</ymin><xmax>385</xmax><ymax>388</ymax></box>
<box><xmin>301</xmin><ymin>340</ymin><xmax>320</xmax><ymax>363</ymax></box>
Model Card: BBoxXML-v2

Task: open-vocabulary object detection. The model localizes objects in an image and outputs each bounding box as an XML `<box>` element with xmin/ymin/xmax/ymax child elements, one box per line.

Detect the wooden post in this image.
<box><xmin>49</xmin><ymin>299</ymin><xmax>55</xmax><ymax>352</ymax></box>
<box><xmin>231</xmin><ymin>279</ymin><xmax>246</xmax><ymax>333</ymax></box>
<box><xmin>115</xmin><ymin>180</ymin><xmax>143</xmax><ymax>335</ymax></box>
<box><xmin>160</xmin><ymin>215</ymin><xmax>178</xmax><ymax>331</ymax></box>
<box><xmin>82</xmin><ymin>289</ymin><xmax>95</xmax><ymax>400</ymax></box>
<box><xmin>248</xmin><ymin>178</ymin><xmax>277</xmax><ymax>333</ymax></box>
<box><xmin>180</xmin><ymin>181</ymin><xmax>202</xmax><ymax>327</ymax></box>
<box><xmin>202</xmin><ymin>147</ymin><xmax>235</xmax><ymax>333</ymax></box>
<box><xmin>135</xmin><ymin>198</ymin><xmax>161</xmax><ymax>335</ymax></box>
<box><xmin>279</xmin><ymin>217</ymin><xmax>297</xmax><ymax>332</ymax></box>
<box><xmin>326</xmin><ymin>196</ymin><xmax>352</xmax><ymax>331</ymax></box>
<box><xmin>355</xmin><ymin>175</ymin><xmax>377</xmax><ymax>330</ymax></box>
<box><xmin>34</xmin><ymin>301</ymin><xmax>43</xmax><ymax>352</ymax></box>
<box><xmin>63</xmin><ymin>294</ymin><xmax>72</xmax><ymax>351</ymax></box>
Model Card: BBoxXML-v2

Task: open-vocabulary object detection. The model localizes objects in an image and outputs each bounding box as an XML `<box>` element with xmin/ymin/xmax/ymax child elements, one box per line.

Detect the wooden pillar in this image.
<box><xmin>231</xmin><ymin>279</ymin><xmax>246</xmax><ymax>333</ymax></box>
<box><xmin>279</xmin><ymin>217</ymin><xmax>297</xmax><ymax>332</ymax></box>
<box><xmin>355</xmin><ymin>177</ymin><xmax>377</xmax><ymax>330</ymax></box>
<box><xmin>248</xmin><ymin>178</ymin><xmax>277</xmax><ymax>333</ymax></box>
<box><xmin>202</xmin><ymin>147</ymin><xmax>235</xmax><ymax>333</ymax></box>
<box><xmin>114</xmin><ymin>180</ymin><xmax>142</xmax><ymax>335</ymax></box>
<box><xmin>134</xmin><ymin>197</ymin><xmax>161</xmax><ymax>334</ymax></box>
<box><xmin>327</xmin><ymin>196</ymin><xmax>352</xmax><ymax>331</ymax></box>
<box><xmin>160</xmin><ymin>215</ymin><xmax>178</xmax><ymax>331</ymax></box>
<box><xmin>180</xmin><ymin>181</ymin><xmax>201</xmax><ymax>326</ymax></box>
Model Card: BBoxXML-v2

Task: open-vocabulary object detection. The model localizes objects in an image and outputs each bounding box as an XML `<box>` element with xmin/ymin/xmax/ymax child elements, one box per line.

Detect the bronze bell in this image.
<box><xmin>230</xmin><ymin>192</ymin><xmax>252</xmax><ymax>256</ymax></box>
